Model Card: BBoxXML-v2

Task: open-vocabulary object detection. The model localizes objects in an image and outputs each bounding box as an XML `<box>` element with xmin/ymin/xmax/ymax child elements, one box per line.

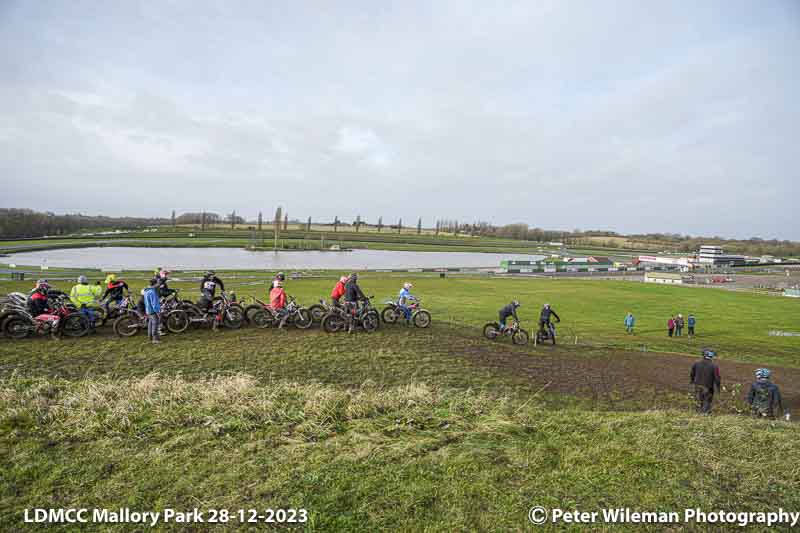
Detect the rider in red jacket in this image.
<box><xmin>330</xmin><ymin>275</ymin><xmax>348</xmax><ymax>307</ymax></box>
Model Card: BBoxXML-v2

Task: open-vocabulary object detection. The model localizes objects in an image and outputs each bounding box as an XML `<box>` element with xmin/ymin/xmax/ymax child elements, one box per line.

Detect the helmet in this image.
<box><xmin>78</xmin><ymin>275</ymin><xmax>88</xmax><ymax>284</ymax></box>
<box><xmin>275</xmin><ymin>272</ymin><xmax>285</xmax><ymax>281</ymax></box>
<box><xmin>350</xmin><ymin>272</ymin><xmax>358</xmax><ymax>281</ymax></box>
<box><xmin>339</xmin><ymin>276</ymin><xmax>349</xmax><ymax>283</ymax></box>
<box><xmin>703</xmin><ymin>349</ymin><xmax>716</xmax><ymax>359</ymax></box>
<box><xmin>205</xmin><ymin>270</ymin><xmax>215</xmax><ymax>278</ymax></box>
<box><xmin>35</xmin><ymin>279</ymin><xmax>50</xmax><ymax>291</ymax></box>
<box><xmin>159</xmin><ymin>269</ymin><xmax>170</xmax><ymax>279</ymax></box>
<box><xmin>512</xmin><ymin>300</ymin><xmax>520</xmax><ymax>307</ymax></box>
<box><xmin>544</xmin><ymin>303</ymin><xmax>550</xmax><ymax>309</ymax></box>
<box><xmin>403</xmin><ymin>282</ymin><xmax>413</xmax><ymax>290</ymax></box>
<box><xmin>756</xmin><ymin>368</ymin><xmax>771</xmax><ymax>379</ymax></box>
<box><xmin>105</xmin><ymin>273</ymin><xmax>117</xmax><ymax>283</ymax></box>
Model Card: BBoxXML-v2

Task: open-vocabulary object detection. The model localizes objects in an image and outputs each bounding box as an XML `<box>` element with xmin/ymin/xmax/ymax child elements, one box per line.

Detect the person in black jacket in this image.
<box><xmin>498</xmin><ymin>300</ymin><xmax>521</xmax><ymax>332</ymax></box>
<box><xmin>198</xmin><ymin>270</ymin><xmax>225</xmax><ymax>309</ymax></box>
<box><xmin>690</xmin><ymin>349</ymin><xmax>721</xmax><ymax>414</ymax></box>
<box><xmin>748</xmin><ymin>368</ymin><xmax>786</xmax><ymax>419</ymax></box>
<box><xmin>343</xmin><ymin>273</ymin><xmax>367</xmax><ymax>333</ymax></box>
<box><xmin>538</xmin><ymin>303</ymin><xmax>561</xmax><ymax>337</ymax></box>
<box><xmin>101</xmin><ymin>274</ymin><xmax>129</xmax><ymax>305</ymax></box>
<box><xmin>152</xmin><ymin>269</ymin><xmax>176</xmax><ymax>298</ymax></box>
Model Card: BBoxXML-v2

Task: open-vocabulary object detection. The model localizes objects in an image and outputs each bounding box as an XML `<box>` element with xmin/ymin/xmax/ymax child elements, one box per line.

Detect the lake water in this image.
<box><xmin>8</xmin><ymin>247</ymin><xmax>544</xmax><ymax>271</ymax></box>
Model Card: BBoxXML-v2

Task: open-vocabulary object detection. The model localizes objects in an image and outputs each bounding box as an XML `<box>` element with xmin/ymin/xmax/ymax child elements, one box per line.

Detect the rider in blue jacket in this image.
<box><xmin>397</xmin><ymin>282</ymin><xmax>416</xmax><ymax>324</ymax></box>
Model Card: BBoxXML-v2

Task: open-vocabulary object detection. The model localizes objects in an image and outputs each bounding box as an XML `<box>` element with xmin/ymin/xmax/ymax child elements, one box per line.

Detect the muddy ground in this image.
<box><xmin>461</xmin><ymin>341</ymin><xmax>799</xmax><ymax>416</ymax></box>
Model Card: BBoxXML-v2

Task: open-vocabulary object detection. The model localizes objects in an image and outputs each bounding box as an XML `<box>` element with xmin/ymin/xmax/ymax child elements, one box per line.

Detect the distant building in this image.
<box><xmin>644</xmin><ymin>272</ymin><xmax>684</xmax><ymax>285</ymax></box>
<box><xmin>697</xmin><ymin>245</ymin><xmax>746</xmax><ymax>267</ymax></box>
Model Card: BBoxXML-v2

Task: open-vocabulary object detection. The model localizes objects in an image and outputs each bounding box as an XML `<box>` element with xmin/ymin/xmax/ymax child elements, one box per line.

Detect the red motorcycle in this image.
<box><xmin>3</xmin><ymin>297</ymin><xmax>90</xmax><ymax>339</ymax></box>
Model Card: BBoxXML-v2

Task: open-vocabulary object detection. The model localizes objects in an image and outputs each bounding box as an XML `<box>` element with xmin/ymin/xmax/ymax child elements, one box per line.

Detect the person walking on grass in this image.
<box><xmin>143</xmin><ymin>279</ymin><xmax>162</xmax><ymax>344</ymax></box>
<box><xmin>687</xmin><ymin>313</ymin><xmax>696</xmax><ymax>337</ymax></box>
<box><xmin>675</xmin><ymin>314</ymin><xmax>684</xmax><ymax>337</ymax></box>
<box><xmin>624</xmin><ymin>312</ymin><xmax>635</xmax><ymax>334</ymax></box>
<box><xmin>748</xmin><ymin>368</ymin><xmax>788</xmax><ymax>420</ymax></box>
<box><xmin>668</xmin><ymin>316</ymin><xmax>675</xmax><ymax>337</ymax></box>
<box><xmin>690</xmin><ymin>349</ymin><xmax>721</xmax><ymax>414</ymax></box>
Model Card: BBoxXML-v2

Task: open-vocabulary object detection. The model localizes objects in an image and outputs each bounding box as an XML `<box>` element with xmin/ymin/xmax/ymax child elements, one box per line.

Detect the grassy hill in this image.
<box><xmin>1</xmin><ymin>277</ymin><xmax>798</xmax><ymax>530</ymax></box>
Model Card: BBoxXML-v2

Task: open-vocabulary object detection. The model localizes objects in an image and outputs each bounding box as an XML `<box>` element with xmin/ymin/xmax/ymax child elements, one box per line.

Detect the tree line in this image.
<box><xmin>0</xmin><ymin>209</ymin><xmax>170</xmax><ymax>239</ymax></box>
<box><xmin>2</xmin><ymin>208</ymin><xmax>798</xmax><ymax>257</ymax></box>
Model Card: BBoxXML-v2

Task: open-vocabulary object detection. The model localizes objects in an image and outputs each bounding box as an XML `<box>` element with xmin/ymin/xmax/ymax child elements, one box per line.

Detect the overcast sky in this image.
<box><xmin>1</xmin><ymin>1</ymin><xmax>798</xmax><ymax>240</ymax></box>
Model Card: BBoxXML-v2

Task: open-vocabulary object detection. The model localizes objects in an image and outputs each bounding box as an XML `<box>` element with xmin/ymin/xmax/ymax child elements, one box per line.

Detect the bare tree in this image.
<box><xmin>355</xmin><ymin>215</ymin><xmax>362</xmax><ymax>232</ymax></box>
<box><xmin>283</xmin><ymin>213</ymin><xmax>288</xmax><ymax>231</ymax></box>
<box><xmin>377</xmin><ymin>216</ymin><xmax>383</xmax><ymax>232</ymax></box>
<box><xmin>417</xmin><ymin>217</ymin><xmax>422</xmax><ymax>234</ymax></box>
<box><xmin>435</xmin><ymin>220</ymin><xmax>440</xmax><ymax>235</ymax></box>
<box><xmin>258</xmin><ymin>211</ymin><xmax>263</xmax><ymax>231</ymax></box>
<box><xmin>274</xmin><ymin>206</ymin><xmax>282</xmax><ymax>250</ymax></box>
<box><xmin>307</xmin><ymin>216</ymin><xmax>312</xmax><ymax>232</ymax></box>
<box><xmin>398</xmin><ymin>218</ymin><xmax>402</xmax><ymax>234</ymax></box>
<box><xmin>171</xmin><ymin>210</ymin><xmax>176</xmax><ymax>227</ymax></box>
<box><xmin>201</xmin><ymin>211</ymin><xmax>206</xmax><ymax>231</ymax></box>
<box><xmin>334</xmin><ymin>216</ymin><xmax>339</xmax><ymax>232</ymax></box>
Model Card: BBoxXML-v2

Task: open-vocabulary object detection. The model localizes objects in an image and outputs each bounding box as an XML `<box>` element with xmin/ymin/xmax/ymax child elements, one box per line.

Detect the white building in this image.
<box><xmin>697</xmin><ymin>245</ymin><xmax>745</xmax><ymax>266</ymax></box>
<box><xmin>644</xmin><ymin>272</ymin><xmax>684</xmax><ymax>285</ymax></box>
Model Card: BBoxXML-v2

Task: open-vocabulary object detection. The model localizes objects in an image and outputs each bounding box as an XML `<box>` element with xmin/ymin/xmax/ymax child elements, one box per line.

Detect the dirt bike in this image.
<box><xmin>2</xmin><ymin>297</ymin><xmax>90</xmax><ymax>339</ymax></box>
<box><xmin>381</xmin><ymin>298</ymin><xmax>431</xmax><ymax>328</ymax></box>
<box><xmin>535</xmin><ymin>321</ymin><xmax>558</xmax><ymax>345</ymax></box>
<box><xmin>250</xmin><ymin>296</ymin><xmax>313</xmax><ymax>329</ymax></box>
<box><xmin>308</xmin><ymin>299</ymin><xmax>332</xmax><ymax>323</ymax></box>
<box><xmin>322</xmin><ymin>297</ymin><xmax>380</xmax><ymax>333</ymax></box>
<box><xmin>483</xmin><ymin>320</ymin><xmax>529</xmax><ymax>345</ymax></box>
<box><xmin>182</xmin><ymin>290</ymin><xmax>245</xmax><ymax>330</ymax></box>
<box><xmin>113</xmin><ymin>306</ymin><xmax>190</xmax><ymax>337</ymax></box>
<box><xmin>93</xmin><ymin>294</ymin><xmax>136</xmax><ymax>327</ymax></box>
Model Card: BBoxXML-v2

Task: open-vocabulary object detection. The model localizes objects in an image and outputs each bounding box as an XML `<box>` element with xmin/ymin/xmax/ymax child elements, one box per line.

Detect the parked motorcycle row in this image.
<box><xmin>0</xmin><ymin>289</ymin><xmax>433</xmax><ymax>340</ymax></box>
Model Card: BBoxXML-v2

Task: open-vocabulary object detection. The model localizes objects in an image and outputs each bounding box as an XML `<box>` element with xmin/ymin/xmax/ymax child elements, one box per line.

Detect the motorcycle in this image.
<box><xmin>2</xmin><ymin>297</ymin><xmax>89</xmax><ymax>339</ymax></box>
<box><xmin>380</xmin><ymin>298</ymin><xmax>431</xmax><ymax>328</ymax></box>
<box><xmin>250</xmin><ymin>296</ymin><xmax>313</xmax><ymax>329</ymax></box>
<box><xmin>113</xmin><ymin>306</ymin><xmax>190</xmax><ymax>337</ymax></box>
<box><xmin>483</xmin><ymin>320</ymin><xmax>529</xmax><ymax>345</ymax></box>
<box><xmin>307</xmin><ymin>299</ymin><xmax>331</xmax><ymax>323</ymax></box>
<box><xmin>182</xmin><ymin>290</ymin><xmax>245</xmax><ymax>330</ymax></box>
<box><xmin>535</xmin><ymin>321</ymin><xmax>558</xmax><ymax>345</ymax></box>
<box><xmin>322</xmin><ymin>297</ymin><xmax>380</xmax><ymax>333</ymax></box>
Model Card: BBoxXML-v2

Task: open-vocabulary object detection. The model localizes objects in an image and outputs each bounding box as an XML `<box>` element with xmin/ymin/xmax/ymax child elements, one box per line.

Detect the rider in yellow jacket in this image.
<box><xmin>70</xmin><ymin>275</ymin><xmax>99</xmax><ymax>331</ymax></box>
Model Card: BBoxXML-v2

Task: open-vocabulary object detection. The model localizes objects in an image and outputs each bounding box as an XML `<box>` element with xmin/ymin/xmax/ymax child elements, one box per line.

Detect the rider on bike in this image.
<box><xmin>152</xmin><ymin>269</ymin><xmax>176</xmax><ymax>298</ymax></box>
<box><xmin>198</xmin><ymin>270</ymin><xmax>225</xmax><ymax>309</ymax></box>
<box><xmin>269</xmin><ymin>278</ymin><xmax>289</xmax><ymax>328</ymax></box>
<box><xmin>26</xmin><ymin>280</ymin><xmax>64</xmax><ymax>318</ymax></box>
<box><xmin>330</xmin><ymin>275</ymin><xmax>349</xmax><ymax>308</ymax></box>
<box><xmin>538</xmin><ymin>303</ymin><xmax>560</xmax><ymax>338</ymax></box>
<box><xmin>498</xmin><ymin>300</ymin><xmax>521</xmax><ymax>332</ymax></box>
<box><xmin>102</xmin><ymin>273</ymin><xmax>129</xmax><ymax>306</ymax></box>
<box><xmin>70</xmin><ymin>275</ymin><xmax>99</xmax><ymax>332</ymax></box>
<box><xmin>397</xmin><ymin>282</ymin><xmax>417</xmax><ymax>324</ymax></box>
<box><xmin>344</xmin><ymin>273</ymin><xmax>367</xmax><ymax>333</ymax></box>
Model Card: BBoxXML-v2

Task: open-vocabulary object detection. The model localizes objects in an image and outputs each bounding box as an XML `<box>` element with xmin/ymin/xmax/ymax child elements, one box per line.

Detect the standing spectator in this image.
<box><xmin>624</xmin><ymin>312</ymin><xmax>635</xmax><ymax>334</ymax></box>
<box><xmin>747</xmin><ymin>368</ymin><xmax>787</xmax><ymax>419</ymax></box>
<box><xmin>143</xmin><ymin>279</ymin><xmax>162</xmax><ymax>344</ymax></box>
<box><xmin>675</xmin><ymin>314</ymin><xmax>684</xmax><ymax>337</ymax></box>
<box><xmin>687</xmin><ymin>314</ymin><xmax>696</xmax><ymax>337</ymax></box>
<box><xmin>668</xmin><ymin>316</ymin><xmax>675</xmax><ymax>337</ymax></box>
<box><xmin>690</xmin><ymin>349</ymin><xmax>721</xmax><ymax>414</ymax></box>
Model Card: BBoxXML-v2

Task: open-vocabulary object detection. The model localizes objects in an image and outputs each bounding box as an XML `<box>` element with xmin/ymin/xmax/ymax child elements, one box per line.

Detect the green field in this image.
<box><xmin>2</xmin><ymin>276</ymin><xmax>799</xmax><ymax>531</ymax></box>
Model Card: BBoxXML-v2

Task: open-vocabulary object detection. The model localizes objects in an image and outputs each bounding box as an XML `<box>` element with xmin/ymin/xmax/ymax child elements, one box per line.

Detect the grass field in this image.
<box><xmin>2</xmin><ymin>276</ymin><xmax>799</xmax><ymax>531</ymax></box>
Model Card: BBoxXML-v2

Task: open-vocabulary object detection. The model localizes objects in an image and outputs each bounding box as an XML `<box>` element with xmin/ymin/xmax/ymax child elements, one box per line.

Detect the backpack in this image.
<box><xmin>752</xmin><ymin>383</ymin><xmax>771</xmax><ymax>416</ymax></box>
